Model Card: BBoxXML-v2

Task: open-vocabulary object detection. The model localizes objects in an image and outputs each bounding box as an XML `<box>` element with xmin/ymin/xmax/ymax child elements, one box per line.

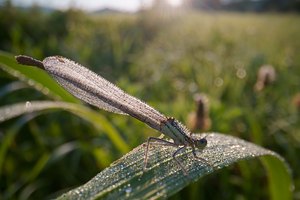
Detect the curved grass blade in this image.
<box><xmin>57</xmin><ymin>133</ymin><xmax>292</xmax><ymax>200</ymax></box>
<box><xmin>0</xmin><ymin>101</ymin><xmax>129</xmax><ymax>153</ymax></box>
<box><xmin>261</xmin><ymin>156</ymin><xmax>293</xmax><ymax>200</ymax></box>
<box><xmin>0</xmin><ymin>81</ymin><xmax>29</xmax><ymax>98</ymax></box>
<box><xmin>0</xmin><ymin>51</ymin><xmax>79</xmax><ymax>103</ymax></box>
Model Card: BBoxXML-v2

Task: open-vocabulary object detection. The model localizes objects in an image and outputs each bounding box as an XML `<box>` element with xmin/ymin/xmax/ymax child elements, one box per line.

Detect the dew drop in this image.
<box><xmin>216</xmin><ymin>165</ymin><xmax>222</xmax><ymax>170</ymax></box>
<box><xmin>25</xmin><ymin>101</ymin><xmax>32</xmax><ymax>110</ymax></box>
<box><xmin>125</xmin><ymin>184</ymin><xmax>132</xmax><ymax>197</ymax></box>
<box><xmin>120</xmin><ymin>164</ymin><xmax>124</xmax><ymax>170</ymax></box>
<box><xmin>28</xmin><ymin>79</ymin><xmax>35</xmax><ymax>86</ymax></box>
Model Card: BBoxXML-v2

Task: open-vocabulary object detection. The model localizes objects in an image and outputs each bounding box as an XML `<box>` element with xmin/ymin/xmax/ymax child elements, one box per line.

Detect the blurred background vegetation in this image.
<box><xmin>0</xmin><ymin>0</ymin><xmax>300</xmax><ymax>199</ymax></box>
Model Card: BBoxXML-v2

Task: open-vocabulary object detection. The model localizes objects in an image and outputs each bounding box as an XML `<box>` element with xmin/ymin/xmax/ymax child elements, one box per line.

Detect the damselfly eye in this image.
<box><xmin>196</xmin><ymin>138</ymin><xmax>207</xmax><ymax>149</ymax></box>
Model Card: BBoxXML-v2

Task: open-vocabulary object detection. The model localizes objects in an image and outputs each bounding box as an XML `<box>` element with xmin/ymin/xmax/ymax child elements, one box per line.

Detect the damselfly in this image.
<box><xmin>16</xmin><ymin>55</ymin><xmax>210</xmax><ymax>174</ymax></box>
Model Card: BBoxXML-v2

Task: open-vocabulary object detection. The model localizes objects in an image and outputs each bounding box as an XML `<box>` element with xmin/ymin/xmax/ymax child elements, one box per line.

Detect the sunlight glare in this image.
<box><xmin>166</xmin><ymin>0</ymin><xmax>182</xmax><ymax>7</ymax></box>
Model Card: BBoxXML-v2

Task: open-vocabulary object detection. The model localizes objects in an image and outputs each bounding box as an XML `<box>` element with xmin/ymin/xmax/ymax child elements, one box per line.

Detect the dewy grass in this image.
<box><xmin>57</xmin><ymin>133</ymin><xmax>292</xmax><ymax>200</ymax></box>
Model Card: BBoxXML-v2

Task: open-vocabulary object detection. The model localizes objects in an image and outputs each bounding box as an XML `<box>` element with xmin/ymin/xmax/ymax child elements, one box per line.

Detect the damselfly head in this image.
<box><xmin>194</xmin><ymin>135</ymin><xmax>207</xmax><ymax>149</ymax></box>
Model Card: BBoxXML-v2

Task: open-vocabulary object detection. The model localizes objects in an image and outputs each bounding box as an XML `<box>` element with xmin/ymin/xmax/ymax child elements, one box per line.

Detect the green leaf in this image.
<box><xmin>57</xmin><ymin>133</ymin><xmax>292</xmax><ymax>200</ymax></box>
<box><xmin>260</xmin><ymin>156</ymin><xmax>293</xmax><ymax>200</ymax></box>
<box><xmin>0</xmin><ymin>50</ymin><xmax>79</xmax><ymax>102</ymax></box>
<box><xmin>0</xmin><ymin>101</ymin><xmax>129</xmax><ymax>154</ymax></box>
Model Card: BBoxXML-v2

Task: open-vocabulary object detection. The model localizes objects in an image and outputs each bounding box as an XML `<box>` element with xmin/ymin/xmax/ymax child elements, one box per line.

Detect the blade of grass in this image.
<box><xmin>57</xmin><ymin>133</ymin><xmax>292</xmax><ymax>200</ymax></box>
<box><xmin>260</xmin><ymin>156</ymin><xmax>293</xmax><ymax>200</ymax></box>
<box><xmin>0</xmin><ymin>101</ymin><xmax>129</xmax><ymax>154</ymax></box>
<box><xmin>0</xmin><ymin>81</ymin><xmax>29</xmax><ymax>98</ymax></box>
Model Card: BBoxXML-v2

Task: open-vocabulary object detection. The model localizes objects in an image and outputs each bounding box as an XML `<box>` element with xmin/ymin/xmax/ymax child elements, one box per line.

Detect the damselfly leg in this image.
<box><xmin>144</xmin><ymin>137</ymin><xmax>212</xmax><ymax>175</ymax></box>
<box><xmin>191</xmin><ymin>146</ymin><xmax>213</xmax><ymax>168</ymax></box>
<box><xmin>143</xmin><ymin>137</ymin><xmax>178</xmax><ymax>171</ymax></box>
<box><xmin>144</xmin><ymin>137</ymin><xmax>189</xmax><ymax>175</ymax></box>
<box><xmin>172</xmin><ymin>146</ymin><xmax>188</xmax><ymax>175</ymax></box>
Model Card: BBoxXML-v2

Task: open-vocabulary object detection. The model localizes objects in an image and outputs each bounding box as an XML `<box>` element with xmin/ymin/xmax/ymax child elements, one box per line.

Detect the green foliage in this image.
<box><xmin>0</xmin><ymin>5</ymin><xmax>299</xmax><ymax>200</ymax></box>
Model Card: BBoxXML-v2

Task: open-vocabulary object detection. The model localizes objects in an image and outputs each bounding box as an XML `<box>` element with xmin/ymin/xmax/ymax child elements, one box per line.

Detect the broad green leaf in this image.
<box><xmin>0</xmin><ymin>51</ymin><xmax>79</xmax><ymax>103</ymax></box>
<box><xmin>0</xmin><ymin>101</ymin><xmax>129</xmax><ymax>154</ymax></box>
<box><xmin>57</xmin><ymin>133</ymin><xmax>292</xmax><ymax>200</ymax></box>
